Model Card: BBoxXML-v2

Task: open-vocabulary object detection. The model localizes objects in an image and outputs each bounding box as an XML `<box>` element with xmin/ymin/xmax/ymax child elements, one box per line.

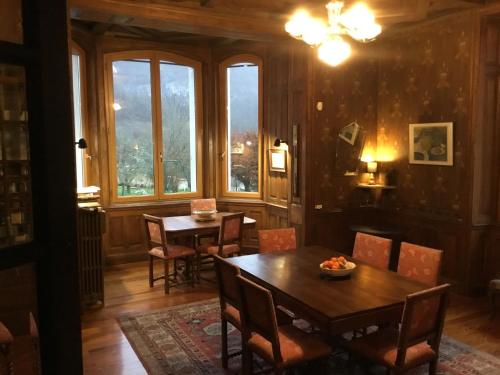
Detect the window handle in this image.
<box><xmin>160</xmin><ymin>152</ymin><xmax>163</xmax><ymax>163</ymax></box>
<box><xmin>220</xmin><ymin>152</ymin><xmax>225</xmax><ymax>161</ymax></box>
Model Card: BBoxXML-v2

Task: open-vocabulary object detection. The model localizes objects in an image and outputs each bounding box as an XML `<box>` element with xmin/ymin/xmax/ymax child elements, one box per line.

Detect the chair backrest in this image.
<box><xmin>398</xmin><ymin>242</ymin><xmax>443</xmax><ymax>286</ymax></box>
<box><xmin>258</xmin><ymin>228</ymin><xmax>296</xmax><ymax>253</ymax></box>
<box><xmin>214</xmin><ymin>255</ymin><xmax>241</xmax><ymax>309</ymax></box>
<box><xmin>218</xmin><ymin>212</ymin><xmax>244</xmax><ymax>245</ymax></box>
<box><xmin>396</xmin><ymin>283</ymin><xmax>450</xmax><ymax>368</ymax></box>
<box><xmin>143</xmin><ymin>214</ymin><xmax>167</xmax><ymax>252</ymax></box>
<box><xmin>236</xmin><ymin>275</ymin><xmax>282</xmax><ymax>363</ymax></box>
<box><xmin>352</xmin><ymin>232</ymin><xmax>392</xmax><ymax>270</ymax></box>
<box><xmin>190</xmin><ymin>198</ymin><xmax>216</xmax><ymax>213</ymax></box>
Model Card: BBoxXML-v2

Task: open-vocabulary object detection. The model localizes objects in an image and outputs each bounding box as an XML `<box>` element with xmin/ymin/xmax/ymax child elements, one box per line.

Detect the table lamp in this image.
<box><xmin>367</xmin><ymin>161</ymin><xmax>377</xmax><ymax>185</ymax></box>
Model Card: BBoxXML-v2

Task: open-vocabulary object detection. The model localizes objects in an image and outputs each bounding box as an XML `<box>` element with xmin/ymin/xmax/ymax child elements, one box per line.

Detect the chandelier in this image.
<box><xmin>285</xmin><ymin>1</ymin><xmax>381</xmax><ymax>66</ymax></box>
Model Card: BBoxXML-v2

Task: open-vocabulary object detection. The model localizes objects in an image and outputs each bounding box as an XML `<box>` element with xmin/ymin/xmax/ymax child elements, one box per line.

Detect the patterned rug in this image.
<box><xmin>118</xmin><ymin>298</ymin><xmax>500</xmax><ymax>375</ymax></box>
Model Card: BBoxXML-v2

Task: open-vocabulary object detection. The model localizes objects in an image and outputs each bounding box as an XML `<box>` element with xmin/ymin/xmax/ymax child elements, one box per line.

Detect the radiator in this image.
<box><xmin>77</xmin><ymin>207</ymin><xmax>106</xmax><ymax>307</ymax></box>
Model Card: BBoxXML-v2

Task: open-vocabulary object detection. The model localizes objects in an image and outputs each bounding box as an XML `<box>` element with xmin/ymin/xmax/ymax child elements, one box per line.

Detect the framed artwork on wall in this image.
<box><xmin>269</xmin><ymin>149</ymin><xmax>286</xmax><ymax>173</ymax></box>
<box><xmin>409</xmin><ymin>122</ymin><xmax>453</xmax><ymax>166</ymax></box>
<box><xmin>338</xmin><ymin>121</ymin><xmax>360</xmax><ymax>145</ymax></box>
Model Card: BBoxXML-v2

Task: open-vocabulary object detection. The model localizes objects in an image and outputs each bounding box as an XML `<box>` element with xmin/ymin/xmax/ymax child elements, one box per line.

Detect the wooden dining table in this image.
<box><xmin>226</xmin><ymin>246</ymin><xmax>427</xmax><ymax>336</ymax></box>
<box><xmin>161</xmin><ymin>212</ymin><xmax>256</xmax><ymax>239</ymax></box>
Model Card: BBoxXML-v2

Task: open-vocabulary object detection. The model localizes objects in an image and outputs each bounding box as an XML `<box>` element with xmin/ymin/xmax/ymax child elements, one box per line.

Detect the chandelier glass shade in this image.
<box><xmin>285</xmin><ymin>1</ymin><xmax>381</xmax><ymax>66</ymax></box>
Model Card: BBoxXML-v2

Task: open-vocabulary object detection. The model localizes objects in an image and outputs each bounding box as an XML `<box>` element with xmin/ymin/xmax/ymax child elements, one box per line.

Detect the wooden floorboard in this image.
<box><xmin>81</xmin><ymin>261</ymin><xmax>500</xmax><ymax>374</ymax></box>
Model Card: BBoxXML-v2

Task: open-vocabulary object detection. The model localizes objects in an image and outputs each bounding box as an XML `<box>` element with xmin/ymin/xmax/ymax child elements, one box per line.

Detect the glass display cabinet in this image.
<box><xmin>0</xmin><ymin>63</ymin><xmax>32</xmax><ymax>249</ymax></box>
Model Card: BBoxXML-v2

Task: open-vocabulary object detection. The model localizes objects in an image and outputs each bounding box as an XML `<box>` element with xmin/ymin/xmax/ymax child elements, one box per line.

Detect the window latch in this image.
<box><xmin>220</xmin><ymin>152</ymin><xmax>225</xmax><ymax>161</ymax></box>
<box><xmin>160</xmin><ymin>152</ymin><xmax>163</xmax><ymax>163</ymax></box>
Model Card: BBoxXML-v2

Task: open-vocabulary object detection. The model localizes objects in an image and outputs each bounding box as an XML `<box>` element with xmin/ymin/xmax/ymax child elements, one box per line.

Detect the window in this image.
<box><xmin>221</xmin><ymin>55</ymin><xmax>262</xmax><ymax>198</ymax></box>
<box><xmin>71</xmin><ymin>45</ymin><xmax>87</xmax><ymax>189</ymax></box>
<box><xmin>105</xmin><ymin>52</ymin><xmax>202</xmax><ymax>202</ymax></box>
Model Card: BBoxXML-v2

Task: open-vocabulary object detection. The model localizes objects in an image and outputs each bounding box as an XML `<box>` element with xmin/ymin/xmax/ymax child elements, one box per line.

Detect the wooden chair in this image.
<box><xmin>258</xmin><ymin>227</ymin><xmax>296</xmax><ymax>253</ymax></box>
<box><xmin>143</xmin><ymin>214</ymin><xmax>196</xmax><ymax>294</ymax></box>
<box><xmin>197</xmin><ymin>212</ymin><xmax>244</xmax><ymax>281</ymax></box>
<box><xmin>236</xmin><ymin>274</ymin><xmax>331</xmax><ymax>375</ymax></box>
<box><xmin>352</xmin><ymin>232</ymin><xmax>392</xmax><ymax>270</ymax></box>
<box><xmin>397</xmin><ymin>242</ymin><xmax>443</xmax><ymax>287</ymax></box>
<box><xmin>489</xmin><ymin>273</ymin><xmax>500</xmax><ymax>319</ymax></box>
<box><xmin>214</xmin><ymin>255</ymin><xmax>294</xmax><ymax>369</ymax></box>
<box><xmin>190</xmin><ymin>198</ymin><xmax>216</xmax><ymax>212</ymax></box>
<box><xmin>0</xmin><ymin>312</ymin><xmax>40</xmax><ymax>375</ymax></box>
<box><xmin>344</xmin><ymin>283</ymin><xmax>450</xmax><ymax>375</ymax></box>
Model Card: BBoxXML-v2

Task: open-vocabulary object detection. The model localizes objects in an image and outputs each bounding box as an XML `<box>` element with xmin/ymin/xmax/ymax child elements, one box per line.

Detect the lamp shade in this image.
<box><xmin>367</xmin><ymin>161</ymin><xmax>377</xmax><ymax>173</ymax></box>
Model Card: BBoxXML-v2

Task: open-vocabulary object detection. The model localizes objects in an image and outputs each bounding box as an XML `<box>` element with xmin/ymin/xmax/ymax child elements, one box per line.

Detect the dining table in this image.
<box><xmin>226</xmin><ymin>245</ymin><xmax>427</xmax><ymax>336</ymax></box>
<box><xmin>161</xmin><ymin>212</ymin><xmax>256</xmax><ymax>239</ymax></box>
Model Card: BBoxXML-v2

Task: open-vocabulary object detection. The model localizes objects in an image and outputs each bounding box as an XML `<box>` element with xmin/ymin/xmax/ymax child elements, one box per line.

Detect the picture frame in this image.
<box><xmin>269</xmin><ymin>148</ymin><xmax>287</xmax><ymax>173</ymax></box>
<box><xmin>338</xmin><ymin>121</ymin><xmax>360</xmax><ymax>145</ymax></box>
<box><xmin>409</xmin><ymin>122</ymin><xmax>453</xmax><ymax>166</ymax></box>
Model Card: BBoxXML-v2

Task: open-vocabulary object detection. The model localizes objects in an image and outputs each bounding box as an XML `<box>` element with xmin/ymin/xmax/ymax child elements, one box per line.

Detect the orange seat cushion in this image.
<box><xmin>222</xmin><ymin>304</ymin><xmax>242</xmax><ymax>330</ymax></box>
<box><xmin>345</xmin><ymin>328</ymin><xmax>436</xmax><ymax>370</ymax></box>
<box><xmin>198</xmin><ymin>243</ymin><xmax>240</xmax><ymax>256</ymax></box>
<box><xmin>148</xmin><ymin>245</ymin><xmax>195</xmax><ymax>259</ymax></box>
<box><xmin>247</xmin><ymin>325</ymin><xmax>331</xmax><ymax>368</ymax></box>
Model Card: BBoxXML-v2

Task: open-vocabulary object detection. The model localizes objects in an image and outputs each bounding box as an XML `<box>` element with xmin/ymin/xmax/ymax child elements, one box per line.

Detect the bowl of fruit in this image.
<box><xmin>320</xmin><ymin>256</ymin><xmax>356</xmax><ymax>277</ymax></box>
<box><xmin>191</xmin><ymin>209</ymin><xmax>217</xmax><ymax>222</ymax></box>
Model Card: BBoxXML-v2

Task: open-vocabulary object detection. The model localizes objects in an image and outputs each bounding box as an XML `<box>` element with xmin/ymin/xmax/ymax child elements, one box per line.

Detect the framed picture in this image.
<box><xmin>409</xmin><ymin>122</ymin><xmax>453</xmax><ymax>166</ymax></box>
<box><xmin>269</xmin><ymin>149</ymin><xmax>286</xmax><ymax>173</ymax></box>
<box><xmin>338</xmin><ymin>121</ymin><xmax>360</xmax><ymax>145</ymax></box>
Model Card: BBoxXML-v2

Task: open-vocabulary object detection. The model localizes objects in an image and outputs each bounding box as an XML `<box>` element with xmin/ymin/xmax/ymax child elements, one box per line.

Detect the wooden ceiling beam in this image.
<box><xmin>69</xmin><ymin>0</ymin><xmax>287</xmax><ymax>42</ymax></box>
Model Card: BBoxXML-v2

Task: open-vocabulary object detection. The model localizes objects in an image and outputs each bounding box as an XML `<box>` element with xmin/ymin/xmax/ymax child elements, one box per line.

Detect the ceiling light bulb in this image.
<box><xmin>318</xmin><ymin>37</ymin><xmax>351</xmax><ymax>67</ymax></box>
<box><xmin>301</xmin><ymin>18</ymin><xmax>328</xmax><ymax>46</ymax></box>
<box><xmin>341</xmin><ymin>3</ymin><xmax>375</xmax><ymax>27</ymax></box>
<box><xmin>285</xmin><ymin>9</ymin><xmax>311</xmax><ymax>38</ymax></box>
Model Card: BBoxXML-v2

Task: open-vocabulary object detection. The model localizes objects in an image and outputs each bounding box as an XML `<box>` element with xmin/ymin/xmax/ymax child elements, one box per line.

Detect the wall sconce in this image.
<box><xmin>367</xmin><ymin>161</ymin><xmax>377</xmax><ymax>185</ymax></box>
<box><xmin>274</xmin><ymin>138</ymin><xmax>288</xmax><ymax>148</ymax></box>
<box><xmin>75</xmin><ymin>138</ymin><xmax>87</xmax><ymax>149</ymax></box>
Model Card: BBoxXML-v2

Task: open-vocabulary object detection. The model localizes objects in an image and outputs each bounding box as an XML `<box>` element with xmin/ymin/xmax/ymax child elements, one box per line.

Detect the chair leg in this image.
<box><xmin>188</xmin><ymin>257</ymin><xmax>194</xmax><ymax>287</ymax></box>
<box><xmin>196</xmin><ymin>252</ymin><xmax>201</xmax><ymax>283</ymax></box>
<box><xmin>174</xmin><ymin>258</ymin><xmax>178</xmax><ymax>279</ymax></box>
<box><xmin>490</xmin><ymin>291</ymin><xmax>497</xmax><ymax>320</ymax></box>
<box><xmin>429</xmin><ymin>358</ymin><xmax>438</xmax><ymax>375</ymax></box>
<box><xmin>164</xmin><ymin>259</ymin><xmax>170</xmax><ymax>294</ymax></box>
<box><xmin>242</xmin><ymin>345</ymin><xmax>253</xmax><ymax>375</ymax></box>
<box><xmin>221</xmin><ymin>318</ymin><xmax>228</xmax><ymax>369</ymax></box>
<box><xmin>148</xmin><ymin>255</ymin><xmax>154</xmax><ymax>288</ymax></box>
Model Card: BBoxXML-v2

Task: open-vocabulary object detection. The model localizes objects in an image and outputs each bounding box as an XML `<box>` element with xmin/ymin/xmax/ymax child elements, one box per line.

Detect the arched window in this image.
<box><xmin>104</xmin><ymin>51</ymin><xmax>202</xmax><ymax>202</ymax></box>
<box><xmin>220</xmin><ymin>55</ymin><xmax>262</xmax><ymax>198</ymax></box>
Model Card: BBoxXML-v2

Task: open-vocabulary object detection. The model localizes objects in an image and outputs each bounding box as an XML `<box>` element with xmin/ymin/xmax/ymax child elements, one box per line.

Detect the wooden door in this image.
<box><xmin>0</xmin><ymin>1</ymin><xmax>82</xmax><ymax>373</ymax></box>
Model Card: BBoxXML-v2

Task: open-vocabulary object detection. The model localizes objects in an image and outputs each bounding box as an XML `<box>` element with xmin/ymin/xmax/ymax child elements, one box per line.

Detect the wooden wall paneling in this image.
<box><xmin>471</xmin><ymin>18</ymin><xmax>499</xmax><ymax>225</ymax></box>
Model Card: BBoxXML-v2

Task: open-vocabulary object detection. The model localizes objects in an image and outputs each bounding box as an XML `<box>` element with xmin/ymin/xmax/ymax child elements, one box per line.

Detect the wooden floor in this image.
<box><xmin>81</xmin><ymin>260</ymin><xmax>500</xmax><ymax>374</ymax></box>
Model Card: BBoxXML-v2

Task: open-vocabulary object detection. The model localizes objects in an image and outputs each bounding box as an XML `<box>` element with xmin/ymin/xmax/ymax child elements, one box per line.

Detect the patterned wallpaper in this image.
<box><xmin>312</xmin><ymin>11</ymin><xmax>474</xmax><ymax>218</ymax></box>
<box><xmin>376</xmin><ymin>12</ymin><xmax>474</xmax><ymax>219</ymax></box>
<box><xmin>312</xmin><ymin>47</ymin><xmax>379</xmax><ymax>209</ymax></box>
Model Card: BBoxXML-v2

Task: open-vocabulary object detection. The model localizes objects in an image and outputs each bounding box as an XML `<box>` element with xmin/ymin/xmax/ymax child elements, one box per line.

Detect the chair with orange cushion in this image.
<box><xmin>190</xmin><ymin>198</ymin><xmax>216</xmax><ymax>213</ymax></box>
<box><xmin>344</xmin><ymin>283</ymin><xmax>450</xmax><ymax>375</ymax></box>
<box><xmin>352</xmin><ymin>232</ymin><xmax>392</xmax><ymax>270</ymax></box>
<box><xmin>143</xmin><ymin>214</ymin><xmax>196</xmax><ymax>294</ymax></box>
<box><xmin>0</xmin><ymin>321</ymin><xmax>13</xmax><ymax>375</ymax></box>
<box><xmin>213</xmin><ymin>255</ymin><xmax>293</xmax><ymax>369</ymax></box>
<box><xmin>236</xmin><ymin>274</ymin><xmax>332</xmax><ymax>375</ymax></box>
<box><xmin>196</xmin><ymin>212</ymin><xmax>244</xmax><ymax>281</ymax></box>
<box><xmin>397</xmin><ymin>242</ymin><xmax>443</xmax><ymax>287</ymax></box>
<box><xmin>258</xmin><ymin>228</ymin><xmax>296</xmax><ymax>253</ymax></box>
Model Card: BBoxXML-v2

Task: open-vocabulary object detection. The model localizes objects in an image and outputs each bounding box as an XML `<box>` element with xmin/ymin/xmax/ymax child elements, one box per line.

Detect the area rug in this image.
<box><xmin>118</xmin><ymin>298</ymin><xmax>500</xmax><ymax>375</ymax></box>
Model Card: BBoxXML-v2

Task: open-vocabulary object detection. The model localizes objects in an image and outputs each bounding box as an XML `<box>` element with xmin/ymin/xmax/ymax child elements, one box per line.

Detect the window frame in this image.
<box><xmin>219</xmin><ymin>54</ymin><xmax>263</xmax><ymax>199</ymax></box>
<box><xmin>104</xmin><ymin>50</ymin><xmax>203</xmax><ymax>203</ymax></box>
<box><xmin>71</xmin><ymin>42</ymin><xmax>89</xmax><ymax>189</ymax></box>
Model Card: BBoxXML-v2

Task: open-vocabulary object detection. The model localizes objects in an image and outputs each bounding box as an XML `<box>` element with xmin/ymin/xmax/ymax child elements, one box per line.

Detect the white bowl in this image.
<box><xmin>191</xmin><ymin>209</ymin><xmax>217</xmax><ymax>221</ymax></box>
<box><xmin>319</xmin><ymin>261</ymin><xmax>356</xmax><ymax>277</ymax></box>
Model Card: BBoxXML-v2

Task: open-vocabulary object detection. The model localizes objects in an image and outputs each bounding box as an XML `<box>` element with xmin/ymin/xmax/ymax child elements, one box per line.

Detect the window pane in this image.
<box><xmin>160</xmin><ymin>62</ymin><xmax>197</xmax><ymax>194</ymax></box>
<box><xmin>112</xmin><ymin>60</ymin><xmax>154</xmax><ymax>197</ymax></box>
<box><xmin>71</xmin><ymin>53</ymin><xmax>84</xmax><ymax>189</ymax></box>
<box><xmin>226</xmin><ymin>63</ymin><xmax>259</xmax><ymax>193</ymax></box>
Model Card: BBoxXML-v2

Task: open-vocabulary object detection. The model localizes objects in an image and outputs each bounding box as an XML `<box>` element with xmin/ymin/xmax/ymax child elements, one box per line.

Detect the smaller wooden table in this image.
<box><xmin>162</xmin><ymin>212</ymin><xmax>256</xmax><ymax>239</ymax></box>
